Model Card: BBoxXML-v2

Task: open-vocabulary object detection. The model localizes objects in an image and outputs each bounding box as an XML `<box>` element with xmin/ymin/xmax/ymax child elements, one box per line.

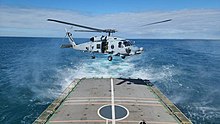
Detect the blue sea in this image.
<box><xmin>0</xmin><ymin>37</ymin><xmax>220</xmax><ymax>124</ymax></box>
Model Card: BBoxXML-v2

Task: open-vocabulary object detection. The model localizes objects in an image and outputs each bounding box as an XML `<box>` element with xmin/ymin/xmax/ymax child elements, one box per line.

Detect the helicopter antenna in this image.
<box><xmin>47</xmin><ymin>19</ymin><xmax>117</xmax><ymax>36</ymax></box>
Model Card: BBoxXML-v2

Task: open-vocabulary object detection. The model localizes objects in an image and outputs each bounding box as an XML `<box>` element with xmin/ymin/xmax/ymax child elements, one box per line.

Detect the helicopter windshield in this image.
<box><xmin>122</xmin><ymin>40</ymin><xmax>132</xmax><ymax>47</ymax></box>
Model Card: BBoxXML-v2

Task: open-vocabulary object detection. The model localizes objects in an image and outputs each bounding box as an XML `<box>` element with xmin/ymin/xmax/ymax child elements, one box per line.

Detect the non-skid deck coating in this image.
<box><xmin>34</xmin><ymin>78</ymin><xmax>192</xmax><ymax>124</ymax></box>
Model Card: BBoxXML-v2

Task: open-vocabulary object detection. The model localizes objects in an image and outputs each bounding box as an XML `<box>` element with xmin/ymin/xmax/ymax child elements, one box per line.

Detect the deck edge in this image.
<box><xmin>150</xmin><ymin>86</ymin><xmax>192</xmax><ymax>124</ymax></box>
<box><xmin>32</xmin><ymin>78</ymin><xmax>82</xmax><ymax>124</ymax></box>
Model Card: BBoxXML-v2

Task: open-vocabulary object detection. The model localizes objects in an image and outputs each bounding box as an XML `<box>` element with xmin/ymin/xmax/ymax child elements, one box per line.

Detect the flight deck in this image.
<box><xmin>34</xmin><ymin>78</ymin><xmax>192</xmax><ymax>124</ymax></box>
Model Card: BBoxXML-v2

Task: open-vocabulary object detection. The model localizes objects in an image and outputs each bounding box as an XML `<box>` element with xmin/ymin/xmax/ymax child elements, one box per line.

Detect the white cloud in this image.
<box><xmin>0</xmin><ymin>6</ymin><xmax>220</xmax><ymax>39</ymax></box>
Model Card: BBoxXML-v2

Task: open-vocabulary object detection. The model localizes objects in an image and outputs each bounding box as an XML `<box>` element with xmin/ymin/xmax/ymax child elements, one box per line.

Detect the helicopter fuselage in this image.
<box><xmin>67</xmin><ymin>33</ymin><xmax>143</xmax><ymax>60</ymax></box>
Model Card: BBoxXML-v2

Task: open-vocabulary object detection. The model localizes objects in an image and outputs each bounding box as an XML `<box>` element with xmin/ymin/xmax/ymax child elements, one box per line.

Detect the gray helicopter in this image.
<box><xmin>47</xmin><ymin>19</ymin><xmax>171</xmax><ymax>61</ymax></box>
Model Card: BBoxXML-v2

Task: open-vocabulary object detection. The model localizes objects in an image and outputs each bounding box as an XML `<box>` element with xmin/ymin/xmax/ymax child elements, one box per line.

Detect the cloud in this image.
<box><xmin>0</xmin><ymin>6</ymin><xmax>220</xmax><ymax>39</ymax></box>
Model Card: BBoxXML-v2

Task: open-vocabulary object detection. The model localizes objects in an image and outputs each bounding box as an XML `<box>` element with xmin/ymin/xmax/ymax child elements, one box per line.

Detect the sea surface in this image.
<box><xmin>0</xmin><ymin>37</ymin><xmax>220</xmax><ymax>124</ymax></box>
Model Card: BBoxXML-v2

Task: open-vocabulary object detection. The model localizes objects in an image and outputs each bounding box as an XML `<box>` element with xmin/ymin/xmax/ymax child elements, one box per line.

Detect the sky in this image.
<box><xmin>0</xmin><ymin>0</ymin><xmax>220</xmax><ymax>39</ymax></box>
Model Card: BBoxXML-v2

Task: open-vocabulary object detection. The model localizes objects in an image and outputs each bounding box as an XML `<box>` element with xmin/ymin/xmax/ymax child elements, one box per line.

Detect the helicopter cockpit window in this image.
<box><xmin>123</xmin><ymin>41</ymin><xmax>132</xmax><ymax>47</ymax></box>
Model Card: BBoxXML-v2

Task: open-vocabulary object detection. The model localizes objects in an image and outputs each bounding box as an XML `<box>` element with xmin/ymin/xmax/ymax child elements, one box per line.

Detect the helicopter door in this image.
<box><xmin>101</xmin><ymin>41</ymin><xmax>108</xmax><ymax>53</ymax></box>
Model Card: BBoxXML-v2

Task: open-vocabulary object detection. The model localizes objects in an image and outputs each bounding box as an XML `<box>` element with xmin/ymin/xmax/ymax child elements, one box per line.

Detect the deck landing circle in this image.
<box><xmin>98</xmin><ymin>104</ymin><xmax>129</xmax><ymax>121</ymax></box>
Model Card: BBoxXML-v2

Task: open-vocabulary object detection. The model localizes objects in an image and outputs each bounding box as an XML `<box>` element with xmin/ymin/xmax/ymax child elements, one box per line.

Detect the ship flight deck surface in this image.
<box><xmin>34</xmin><ymin>78</ymin><xmax>191</xmax><ymax>124</ymax></box>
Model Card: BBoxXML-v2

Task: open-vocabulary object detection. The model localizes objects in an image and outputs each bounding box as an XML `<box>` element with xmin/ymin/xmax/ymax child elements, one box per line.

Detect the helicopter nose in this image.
<box><xmin>135</xmin><ymin>47</ymin><xmax>144</xmax><ymax>54</ymax></box>
<box><xmin>139</xmin><ymin>47</ymin><xmax>144</xmax><ymax>51</ymax></box>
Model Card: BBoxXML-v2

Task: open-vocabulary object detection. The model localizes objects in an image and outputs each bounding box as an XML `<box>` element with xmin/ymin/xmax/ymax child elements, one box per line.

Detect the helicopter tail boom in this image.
<box><xmin>66</xmin><ymin>32</ymin><xmax>76</xmax><ymax>46</ymax></box>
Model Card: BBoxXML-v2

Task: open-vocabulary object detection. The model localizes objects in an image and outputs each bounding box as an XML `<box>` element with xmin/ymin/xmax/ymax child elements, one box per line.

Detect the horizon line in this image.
<box><xmin>0</xmin><ymin>35</ymin><xmax>219</xmax><ymax>40</ymax></box>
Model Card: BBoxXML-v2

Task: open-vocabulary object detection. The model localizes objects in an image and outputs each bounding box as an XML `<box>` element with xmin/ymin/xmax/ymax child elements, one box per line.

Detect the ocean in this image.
<box><xmin>0</xmin><ymin>37</ymin><xmax>220</xmax><ymax>124</ymax></box>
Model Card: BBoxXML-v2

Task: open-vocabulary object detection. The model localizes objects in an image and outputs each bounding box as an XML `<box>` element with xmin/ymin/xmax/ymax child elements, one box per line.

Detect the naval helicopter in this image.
<box><xmin>47</xmin><ymin>19</ymin><xmax>171</xmax><ymax>61</ymax></box>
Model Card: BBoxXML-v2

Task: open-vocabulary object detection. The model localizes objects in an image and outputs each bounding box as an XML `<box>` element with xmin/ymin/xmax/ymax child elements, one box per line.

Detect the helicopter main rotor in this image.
<box><xmin>47</xmin><ymin>19</ymin><xmax>117</xmax><ymax>36</ymax></box>
<box><xmin>47</xmin><ymin>18</ymin><xmax>172</xmax><ymax>36</ymax></box>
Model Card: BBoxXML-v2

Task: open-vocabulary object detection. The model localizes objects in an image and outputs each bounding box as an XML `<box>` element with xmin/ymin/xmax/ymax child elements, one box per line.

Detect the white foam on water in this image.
<box><xmin>56</xmin><ymin>56</ymin><xmax>177</xmax><ymax>91</ymax></box>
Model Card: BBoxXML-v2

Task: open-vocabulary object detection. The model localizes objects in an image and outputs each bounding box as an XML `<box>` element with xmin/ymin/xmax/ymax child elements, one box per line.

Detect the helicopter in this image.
<box><xmin>47</xmin><ymin>18</ymin><xmax>171</xmax><ymax>61</ymax></box>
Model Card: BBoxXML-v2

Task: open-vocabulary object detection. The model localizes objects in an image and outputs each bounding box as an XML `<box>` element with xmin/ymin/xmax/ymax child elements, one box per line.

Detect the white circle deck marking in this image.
<box><xmin>97</xmin><ymin>78</ymin><xmax>129</xmax><ymax>122</ymax></box>
<box><xmin>98</xmin><ymin>104</ymin><xmax>129</xmax><ymax>121</ymax></box>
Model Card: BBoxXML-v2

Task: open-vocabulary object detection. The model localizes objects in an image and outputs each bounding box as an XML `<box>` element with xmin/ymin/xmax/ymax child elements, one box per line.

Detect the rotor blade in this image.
<box><xmin>74</xmin><ymin>30</ymin><xmax>103</xmax><ymax>32</ymax></box>
<box><xmin>47</xmin><ymin>19</ymin><xmax>105</xmax><ymax>32</ymax></box>
<box><xmin>142</xmin><ymin>19</ymin><xmax>172</xmax><ymax>26</ymax></box>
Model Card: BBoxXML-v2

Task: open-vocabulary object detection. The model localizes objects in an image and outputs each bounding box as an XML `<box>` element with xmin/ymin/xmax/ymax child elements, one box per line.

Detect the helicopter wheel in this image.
<box><xmin>108</xmin><ymin>56</ymin><xmax>113</xmax><ymax>61</ymax></box>
<box><xmin>121</xmin><ymin>56</ymin><xmax>126</xmax><ymax>59</ymax></box>
<box><xmin>91</xmin><ymin>56</ymin><xmax>95</xmax><ymax>59</ymax></box>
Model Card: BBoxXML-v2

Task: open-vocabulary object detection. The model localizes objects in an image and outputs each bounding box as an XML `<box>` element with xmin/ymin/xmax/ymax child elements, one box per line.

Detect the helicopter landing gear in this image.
<box><xmin>108</xmin><ymin>56</ymin><xmax>113</xmax><ymax>61</ymax></box>
<box><xmin>121</xmin><ymin>56</ymin><xmax>126</xmax><ymax>59</ymax></box>
<box><xmin>91</xmin><ymin>56</ymin><xmax>95</xmax><ymax>59</ymax></box>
